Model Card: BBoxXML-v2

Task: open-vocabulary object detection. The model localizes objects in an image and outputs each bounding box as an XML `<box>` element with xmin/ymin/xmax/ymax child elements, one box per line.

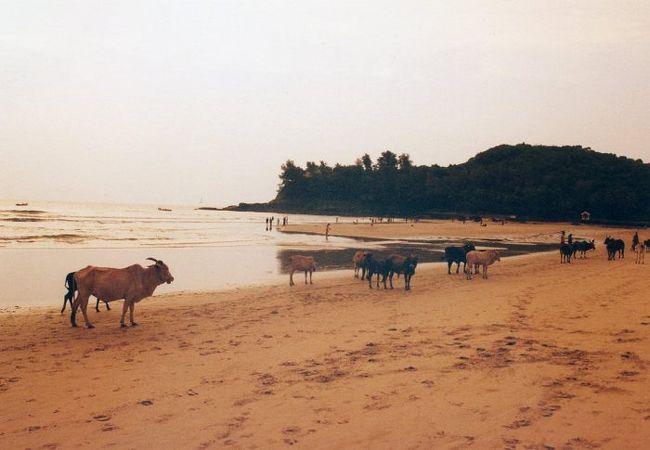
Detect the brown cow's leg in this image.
<box><xmin>78</xmin><ymin>294</ymin><xmax>94</xmax><ymax>328</ymax></box>
<box><xmin>129</xmin><ymin>303</ymin><xmax>138</xmax><ymax>326</ymax></box>
<box><xmin>304</xmin><ymin>270</ymin><xmax>308</xmax><ymax>285</ymax></box>
<box><xmin>120</xmin><ymin>301</ymin><xmax>129</xmax><ymax>328</ymax></box>
<box><xmin>289</xmin><ymin>270</ymin><xmax>295</xmax><ymax>286</ymax></box>
<box><xmin>309</xmin><ymin>270</ymin><xmax>313</xmax><ymax>284</ymax></box>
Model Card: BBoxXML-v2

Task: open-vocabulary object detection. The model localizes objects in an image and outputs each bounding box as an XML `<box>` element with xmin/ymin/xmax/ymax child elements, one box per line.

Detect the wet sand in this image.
<box><xmin>1</xmin><ymin>222</ymin><xmax>649</xmax><ymax>449</ymax></box>
<box><xmin>279</xmin><ymin>218</ymin><xmax>620</xmax><ymax>244</ymax></box>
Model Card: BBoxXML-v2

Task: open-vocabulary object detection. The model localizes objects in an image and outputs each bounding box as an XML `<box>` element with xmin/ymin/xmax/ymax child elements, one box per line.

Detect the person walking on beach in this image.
<box><xmin>632</xmin><ymin>231</ymin><xmax>639</xmax><ymax>250</ymax></box>
<box><xmin>325</xmin><ymin>223</ymin><xmax>331</xmax><ymax>241</ymax></box>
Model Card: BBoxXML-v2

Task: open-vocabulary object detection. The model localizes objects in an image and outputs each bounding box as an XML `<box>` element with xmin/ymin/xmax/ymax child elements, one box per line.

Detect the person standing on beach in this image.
<box><xmin>568</xmin><ymin>233</ymin><xmax>573</xmax><ymax>245</ymax></box>
<box><xmin>632</xmin><ymin>231</ymin><xmax>639</xmax><ymax>250</ymax></box>
<box><xmin>325</xmin><ymin>223</ymin><xmax>331</xmax><ymax>240</ymax></box>
<box><xmin>265</xmin><ymin>218</ymin><xmax>268</xmax><ymax>231</ymax></box>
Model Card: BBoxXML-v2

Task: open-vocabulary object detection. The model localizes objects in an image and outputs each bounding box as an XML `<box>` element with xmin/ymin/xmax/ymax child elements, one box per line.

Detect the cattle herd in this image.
<box><xmin>62</xmin><ymin>232</ymin><xmax>647</xmax><ymax>329</ymax></box>
<box><xmin>286</xmin><ymin>241</ymin><xmax>506</xmax><ymax>292</ymax></box>
<box><xmin>559</xmin><ymin>234</ymin><xmax>647</xmax><ymax>265</ymax></box>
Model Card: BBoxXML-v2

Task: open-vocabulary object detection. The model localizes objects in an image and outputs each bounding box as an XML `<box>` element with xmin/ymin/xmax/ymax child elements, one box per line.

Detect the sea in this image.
<box><xmin>0</xmin><ymin>200</ymin><xmax>556</xmax><ymax>307</ymax></box>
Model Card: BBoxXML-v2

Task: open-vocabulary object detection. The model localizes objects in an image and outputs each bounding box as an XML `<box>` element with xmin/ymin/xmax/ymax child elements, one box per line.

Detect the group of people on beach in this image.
<box><xmin>265</xmin><ymin>216</ymin><xmax>289</xmax><ymax>231</ymax></box>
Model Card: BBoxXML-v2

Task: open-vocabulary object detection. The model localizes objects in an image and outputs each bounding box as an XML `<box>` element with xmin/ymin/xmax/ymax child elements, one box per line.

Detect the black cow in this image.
<box><xmin>61</xmin><ymin>271</ymin><xmax>110</xmax><ymax>314</ymax></box>
<box><xmin>604</xmin><ymin>236</ymin><xmax>625</xmax><ymax>260</ymax></box>
<box><xmin>443</xmin><ymin>243</ymin><xmax>476</xmax><ymax>274</ymax></box>
<box><xmin>560</xmin><ymin>243</ymin><xmax>573</xmax><ymax>263</ymax></box>
<box><xmin>363</xmin><ymin>254</ymin><xmax>387</xmax><ymax>289</ymax></box>
<box><xmin>383</xmin><ymin>254</ymin><xmax>418</xmax><ymax>290</ymax></box>
<box><xmin>572</xmin><ymin>240</ymin><xmax>595</xmax><ymax>259</ymax></box>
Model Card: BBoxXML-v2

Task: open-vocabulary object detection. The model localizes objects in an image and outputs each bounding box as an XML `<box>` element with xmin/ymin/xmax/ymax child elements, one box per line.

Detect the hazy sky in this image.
<box><xmin>2</xmin><ymin>1</ymin><xmax>649</xmax><ymax>206</ymax></box>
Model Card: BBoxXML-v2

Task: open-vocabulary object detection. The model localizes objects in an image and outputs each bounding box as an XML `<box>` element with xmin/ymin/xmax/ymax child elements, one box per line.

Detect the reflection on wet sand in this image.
<box><xmin>276</xmin><ymin>239</ymin><xmax>558</xmax><ymax>273</ymax></box>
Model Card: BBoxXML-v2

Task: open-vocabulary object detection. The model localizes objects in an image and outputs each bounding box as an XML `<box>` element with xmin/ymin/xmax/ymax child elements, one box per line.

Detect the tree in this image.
<box><xmin>398</xmin><ymin>153</ymin><xmax>412</xmax><ymax>171</ymax></box>
<box><xmin>376</xmin><ymin>150</ymin><xmax>398</xmax><ymax>171</ymax></box>
<box><xmin>361</xmin><ymin>153</ymin><xmax>373</xmax><ymax>172</ymax></box>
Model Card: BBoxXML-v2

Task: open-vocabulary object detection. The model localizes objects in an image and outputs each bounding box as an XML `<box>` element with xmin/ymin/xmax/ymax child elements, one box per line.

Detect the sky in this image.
<box><xmin>1</xmin><ymin>1</ymin><xmax>649</xmax><ymax>206</ymax></box>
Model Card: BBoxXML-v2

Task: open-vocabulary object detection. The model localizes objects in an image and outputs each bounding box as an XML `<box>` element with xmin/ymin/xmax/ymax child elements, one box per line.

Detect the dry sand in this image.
<box><xmin>1</xmin><ymin>222</ymin><xmax>649</xmax><ymax>449</ymax></box>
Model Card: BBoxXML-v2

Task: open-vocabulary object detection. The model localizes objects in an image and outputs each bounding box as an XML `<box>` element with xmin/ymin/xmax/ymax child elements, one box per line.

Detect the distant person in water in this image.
<box><xmin>325</xmin><ymin>223</ymin><xmax>331</xmax><ymax>240</ymax></box>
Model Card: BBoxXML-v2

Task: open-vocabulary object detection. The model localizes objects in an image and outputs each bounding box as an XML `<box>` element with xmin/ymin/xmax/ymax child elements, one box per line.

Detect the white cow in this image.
<box><xmin>465</xmin><ymin>250</ymin><xmax>501</xmax><ymax>279</ymax></box>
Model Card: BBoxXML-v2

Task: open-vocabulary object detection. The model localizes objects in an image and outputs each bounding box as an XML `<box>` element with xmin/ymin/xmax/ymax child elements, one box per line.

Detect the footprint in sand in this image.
<box><xmin>541</xmin><ymin>404</ymin><xmax>561</xmax><ymax>417</ymax></box>
<box><xmin>139</xmin><ymin>400</ymin><xmax>154</xmax><ymax>406</ymax></box>
<box><xmin>618</xmin><ymin>370</ymin><xmax>640</xmax><ymax>380</ymax></box>
<box><xmin>502</xmin><ymin>438</ymin><xmax>520</xmax><ymax>450</ymax></box>
<box><xmin>421</xmin><ymin>379</ymin><xmax>435</xmax><ymax>388</ymax></box>
<box><xmin>93</xmin><ymin>414</ymin><xmax>111</xmax><ymax>422</ymax></box>
<box><xmin>504</xmin><ymin>418</ymin><xmax>531</xmax><ymax>429</ymax></box>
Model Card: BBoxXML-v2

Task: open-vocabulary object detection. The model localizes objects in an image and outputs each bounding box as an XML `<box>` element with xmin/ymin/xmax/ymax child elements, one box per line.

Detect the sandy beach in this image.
<box><xmin>1</xmin><ymin>222</ymin><xmax>648</xmax><ymax>449</ymax></box>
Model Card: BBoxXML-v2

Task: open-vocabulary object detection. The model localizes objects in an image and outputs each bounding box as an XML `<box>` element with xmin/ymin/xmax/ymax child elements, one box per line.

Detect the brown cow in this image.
<box><xmin>465</xmin><ymin>250</ymin><xmax>500</xmax><ymax>279</ymax></box>
<box><xmin>352</xmin><ymin>250</ymin><xmax>369</xmax><ymax>279</ymax></box>
<box><xmin>288</xmin><ymin>255</ymin><xmax>316</xmax><ymax>286</ymax></box>
<box><xmin>71</xmin><ymin>258</ymin><xmax>174</xmax><ymax>328</ymax></box>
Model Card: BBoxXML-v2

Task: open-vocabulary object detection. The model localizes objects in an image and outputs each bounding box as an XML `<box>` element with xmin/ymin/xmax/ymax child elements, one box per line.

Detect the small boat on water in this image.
<box><xmin>158</xmin><ymin>207</ymin><xmax>172</xmax><ymax>212</ymax></box>
<box><xmin>15</xmin><ymin>202</ymin><xmax>28</xmax><ymax>206</ymax></box>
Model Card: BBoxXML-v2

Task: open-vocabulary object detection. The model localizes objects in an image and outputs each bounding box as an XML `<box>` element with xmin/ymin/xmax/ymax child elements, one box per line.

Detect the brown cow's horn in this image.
<box><xmin>146</xmin><ymin>257</ymin><xmax>159</xmax><ymax>263</ymax></box>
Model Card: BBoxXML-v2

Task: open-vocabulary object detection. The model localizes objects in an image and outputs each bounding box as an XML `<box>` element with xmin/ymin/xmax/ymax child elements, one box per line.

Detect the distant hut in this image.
<box><xmin>580</xmin><ymin>211</ymin><xmax>591</xmax><ymax>222</ymax></box>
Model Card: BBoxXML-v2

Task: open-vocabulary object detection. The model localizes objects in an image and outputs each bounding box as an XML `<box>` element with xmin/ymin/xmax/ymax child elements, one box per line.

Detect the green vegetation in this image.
<box><xmin>235</xmin><ymin>144</ymin><xmax>650</xmax><ymax>222</ymax></box>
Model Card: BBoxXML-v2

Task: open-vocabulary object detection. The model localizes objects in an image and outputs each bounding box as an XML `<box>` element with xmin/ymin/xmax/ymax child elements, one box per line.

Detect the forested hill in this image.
<box><xmin>233</xmin><ymin>144</ymin><xmax>650</xmax><ymax>222</ymax></box>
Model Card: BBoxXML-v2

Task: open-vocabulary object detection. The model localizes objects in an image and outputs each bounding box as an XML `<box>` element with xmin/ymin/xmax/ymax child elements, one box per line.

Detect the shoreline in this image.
<box><xmin>1</xmin><ymin>220</ymin><xmax>584</xmax><ymax>308</ymax></box>
<box><xmin>0</xmin><ymin>250</ymin><xmax>560</xmax><ymax>315</ymax></box>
